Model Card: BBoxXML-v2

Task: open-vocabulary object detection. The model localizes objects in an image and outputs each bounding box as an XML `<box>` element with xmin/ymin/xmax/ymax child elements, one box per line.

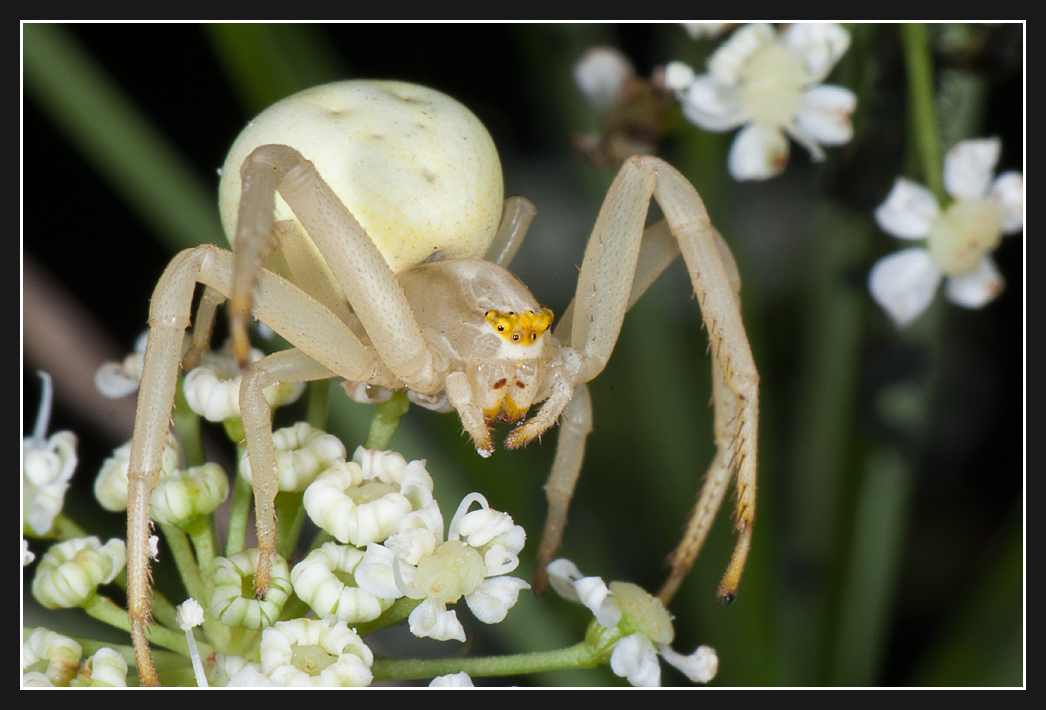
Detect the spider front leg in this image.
<box><xmin>556</xmin><ymin>155</ymin><xmax>759</xmax><ymax>605</ymax></box>
<box><xmin>126</xmin><ymin>246</ymin><xmax>383</xmax><ymax>685</ymax></box>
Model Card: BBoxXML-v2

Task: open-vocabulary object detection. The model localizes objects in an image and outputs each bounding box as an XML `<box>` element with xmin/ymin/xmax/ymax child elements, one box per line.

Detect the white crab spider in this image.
<box><xmin>124</xmin><ymin>80</ymin><xmax>758</xmax><ymax>685</ymax></box>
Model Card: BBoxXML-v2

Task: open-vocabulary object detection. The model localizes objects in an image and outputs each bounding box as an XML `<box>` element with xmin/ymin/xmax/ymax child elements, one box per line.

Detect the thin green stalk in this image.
<box><xmin>363</xmin><ymin>391</ymin><xmax>410</xmax><ymax>450</ymax></box>
<box><xmin>226</xmin><ymin>468</ymin><xmax>252</xmax><ymax>556</ymax></box>
<box><xmin>158</xmin><ymin>522</ymin><xmax>205</xmax><ymax>605</ymax></box>
<box><xmin>373</xmin><ymin>640</ymin><xmax>603</xmax><ymax>682</ymax></box>
<box><xmin>901</xmin><ymin>23</ymin><xmax>946</xmax><ymax>201</ymax></box>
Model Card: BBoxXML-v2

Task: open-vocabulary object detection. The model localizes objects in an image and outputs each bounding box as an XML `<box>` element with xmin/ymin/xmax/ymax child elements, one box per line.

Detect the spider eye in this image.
<box><xmin>512</xmin><ymin>334</ymin><xmax>519</xmax><ymax>341</ymax></box>
<box><xmin>497</xmin><ymin>325</ymin><xmax>505</xmax><ymax>331</ymax></box>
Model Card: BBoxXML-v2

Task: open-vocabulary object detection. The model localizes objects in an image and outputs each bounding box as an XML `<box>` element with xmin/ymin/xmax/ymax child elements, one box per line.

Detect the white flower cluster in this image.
<box><xmin>303</xmin><ymin>448</ymin><xmax>530</xmax><ymax>642</ymax></box>
<box><xmin>209</xmin><ymin>446</ymin><xmax>529</xmax><ymax>686</ymax></box>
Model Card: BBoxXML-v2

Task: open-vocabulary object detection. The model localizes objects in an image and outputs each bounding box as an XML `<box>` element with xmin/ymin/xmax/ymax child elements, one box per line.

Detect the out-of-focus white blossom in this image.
<box><xmin>95</xmin><ymin>330</ymin><xmax>151</xmax><ymax>398</ymax></box>
<box><xmin>670</xmin><ymin>22</ymin><xmax>854</xmax><ymax>180</ymax></box>
<box><xmin>23</xmin><ymin>372</ymin><xmax>77</xmax><ymax>536</ymax></box>
<box><xmin>869</xmin><ymin>137</ymin><xmax>1024</xmax><ymax>326</ymax></box>
<box><xmin>573</xmin><ymin>46</ymin><xmax>636</xmax><ymax>112</ymax></box>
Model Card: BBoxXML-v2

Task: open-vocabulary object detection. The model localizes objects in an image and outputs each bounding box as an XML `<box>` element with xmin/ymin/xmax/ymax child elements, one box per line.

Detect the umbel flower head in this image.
<box><xmin>869</xmin><ymin>137</ymin><xmax>1024</xmax><ymax>327</ymax></box>
<box><xmin>354</xmin><ymin>492</ymin><xmax>529</xmax><ymax>642</ymax></box>
<box><xmin>667</xmin><ymin>22</ymin><xmax>855</xmax><ymax>180</ymax></box>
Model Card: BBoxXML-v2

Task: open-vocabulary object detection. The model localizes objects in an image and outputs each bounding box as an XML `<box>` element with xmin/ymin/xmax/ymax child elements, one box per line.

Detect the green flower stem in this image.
<box><xmin>82</xmin><ymin>594</ymin><xmax>197</xmax><ymax>657</ymax></box>
<box><xmin>183</xmin><ymin>518</ymin><xmax>219</xmax><ymax>616</ymax></box>
<box><xmin>47</xmin><ymin>513</ymin><xmax>87</xmax><ymax>541</ymax></box>
<box><xmin>226</xmin><ymin>467</ymin><xmax>252</xmax><ymax>556</ymax></box>
<box><xmin>305</xmin><ymin>379</ymin><xmax>330</xmax><ymax>431</ymax></box>
<box><xmin>363</xmin><ymin>391</ymin><xmax>410</xmax><ymax>450</ymax></box>
<box><xmin>158</xmin><ymin>521</ymin><xmax>205</xmax><ymax>605</ymax></box>
<box><xmin>354</xmin><ymin>597</ymin><xmax>422</xmax><ymax>636</ymax></box>
<box><xmin>173</xmin><ymin>381</ymin><xmax>205</xmax><ymax>468</ymax></box>
<box><xmin>901</xmin><ymin>23</ymin><xmax>945</xmax><ymax>202</ymax></box>
<box><xmin>373</xmin><ymin>639</ymin><xmax>604</xmax><ymax>682</ymax></box>
<box><xmin>275</xmin><ymin>492</ymin><xmax>307</xmax><ymax>560</ymax></box>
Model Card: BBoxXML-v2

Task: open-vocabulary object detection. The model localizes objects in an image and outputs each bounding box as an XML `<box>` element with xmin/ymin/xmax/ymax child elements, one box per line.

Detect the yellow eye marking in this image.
<box><xmin>484</xmin><ymin>308</ymin><xmax>554</xmax><ymax>344</ymax></box>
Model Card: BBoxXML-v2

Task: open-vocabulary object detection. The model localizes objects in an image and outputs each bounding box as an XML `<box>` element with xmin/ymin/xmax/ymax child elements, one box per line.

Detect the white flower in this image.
<box><xmin>573</xmin><ymin>46</ymin><xmax>635</xmax><ymax>112</ymax></box>
<box><xmin>672</xmin><ymin>22</ymin><xmax>854</xmax><ymax>180</ymax></box>
<box><xmin>869</xmin><ymin>137</ymin><xmax>1023</xmax><ymax>327</ymax></box>
<box><xmin>23</xmin><ymin>372</ymin><xmax>77</xmax><ymax>536</ymax></box>
<box><xmin>291</xmin><ymin>542</ymin><xmax>394</xmax><ymax>623</ymax></box>
<box><xmin>95</xmin><ymin>330</ymin><xmax>150</xmax><ymax>398</ymax></box>
<box><xmin>210</xmin><ymin>549</ymin><xmax>292</xmax><ymax>629</ymax></box>
<box><xmin>356</xmin><ymin>493</ymin><xmax>529</xmax><ymax>642</ymax></box>
<box><xmin>303</xmin><ymin>447</ymin><xmax>434</xmax><ymax>546</ymax></box>
<box><xmin>547</xmin><ymin>559</ymin><xmax>718</xmax><ymax>687</ymax></box>
<box><xmin>259</xmin><ymin>617</ymin><xmax>373</xmax><ymax>687</ymax></box>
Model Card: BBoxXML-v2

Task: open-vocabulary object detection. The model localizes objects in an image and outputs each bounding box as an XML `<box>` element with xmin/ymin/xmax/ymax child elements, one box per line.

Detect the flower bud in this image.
<box><xmin>31</xmin><ymin>537</ymin><xmax>126</xmax><ymax>609</ymax></box>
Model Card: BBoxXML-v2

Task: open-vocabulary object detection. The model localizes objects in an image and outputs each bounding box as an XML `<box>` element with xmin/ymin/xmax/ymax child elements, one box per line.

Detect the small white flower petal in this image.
<box><xmin>868</xmin><ymin>248</ymin><xmax>943</xmax><ymax>327</ymax></box>
<box><xmin>408</xmin><ymin>598</ymin><xmax>467</xmax><ymax>642</ymax></box>
<box><xmin>944</xmin><ymin>137</ymin><xmax>1000</xmax><ymax>200</ymax></box>
<box><xmin>944</xmin><ymin>256</ymin><xmax>1005</xmax><ymax>309</ymax></box>
<box><xmin>680</xmin><ymin>74</ymin><xmax>747</xmax><ymax>132</ymax></box>
<box><xmin>782</xmin><ymin>22</ymin><xmax>851</xmax><ymax>83</ymax></box>
<box><xmin>429</xmin><ymin>671</ymin><xmax>475</xmax><ymax>687</ymax></box>
<box><xmin>991</xmin><ymin>171</ymin><xmax>1024</xmax><ymax>234</ymax></box>
<box><xmin>575</xmin><ymin>576</ymin><xmax>622</xmax><ymax>628</ymax></box>
<box><xmin>728</xmin><ymin>123</ymin><xmax>790</xmax><ymax>181</ymax></box>
<box><xmin>465</xmin><ymin>576</ymin><xmax>530</xmax><ymax>624</ymax></box>
<box><xmin>546</xmin><ymin>558</ymin><xmax>584</xmax><ymax>603</ymax></box>
<box><xmin>708</xmin><ymin>22</ymin><xmax>775</xmax><ymax>85</ymax></box>
<box><xmin>348</xmin><ymin>543</ymin><xmax>403</xmax><ymax>600</ymax></box>
<box><xmin>610</xmin><ymin>633</ymin><xmax>661</xmax><ymax>687</ymax></box>
<box><xmin>660</xmin><ymin>644</ymin><xmax>718</xmax><ymax>684</ymax></box>
<box><xmin>874</xmin><ymin>178</ymin><xmax>940</xmax><ymax>239</ymax></box>
<box><xmin>796</xmin><ymin>84</ymin><xmax>856</xmax><ymax>146</ymax></box>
